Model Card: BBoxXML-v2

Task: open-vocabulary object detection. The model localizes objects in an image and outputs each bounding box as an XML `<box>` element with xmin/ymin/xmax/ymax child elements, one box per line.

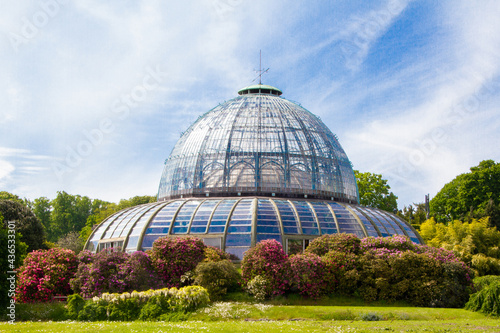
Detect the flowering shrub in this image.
<box><xmin>16</xmin><ymin>248</ymin><xmax>78</xmax><ymax>303</ymax></box>
<box><xmin>70</xmin><ymin>249</ymin><xmax>161</xmax><ymax>297</ymax></box>
<box><xmin>76</xmin><ymin>286</ymin><xmax>210</xmax><ymax>321</ymax></box>
<box><xmin>246</xmin><ymin>275</ymin><xmax>268</xmax><ymax>301</ymax></box>
<box><xmin>361</xmin><ymin>235</ymin><xmax>418</xmax><ymax>253</ymax></box>
<box><xmin>306</xmin><ymin>233</ymin><xmax>361</xmax><ymax>256</ymax></box>
<box><xmin>241</xmin><ymin>239</ymin><xmax>290</xmax><ymax>298</ymax></box>
<box><xmin>289</xmin><ymin>252</ymin><xmax>325</xmax><ymax>298</ymax></box>
<box><xmin>150</xmin><ymin>237</ymin><xmax>206</xmax><ymax>287</ymax></box>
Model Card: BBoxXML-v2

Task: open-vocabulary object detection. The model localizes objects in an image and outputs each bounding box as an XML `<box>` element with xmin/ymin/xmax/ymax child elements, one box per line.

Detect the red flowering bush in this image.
<box><xmin>306</xmin><ymin>233</ymin><xmax>361</xmax><ymax>256</ymax></box>
<box><xmin>241</xmin><ymin>239</ymin><xmax>290</xmax><ymax>297</ymax></box>
<box><xmin>289</xmin><ymin>252</ymin><xmax>325</xmax><ymax>298</ymax></box>
<box><xmin>70</xmin><ymin>249</ymin><xmax>161</xmax><ymax>297</ymax></box>
<box><xmin>149</xmin><ymin>236</ymin><xmax>206</xmax><ymax>287</ymax></box>
<box><xmin>16</xmin><ymin>248</ymin><xmax>78</xmax><ymax>303</ymax></box>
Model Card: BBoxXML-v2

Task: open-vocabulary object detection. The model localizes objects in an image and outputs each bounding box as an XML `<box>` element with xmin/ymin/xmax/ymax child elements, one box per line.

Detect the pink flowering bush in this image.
<box><xmin>289</xmin><ymin>252</ymin><xmax>325</xmax><ymax>298</ymax></box>
<box><xmin>241</xmin><ymin>239</ymin><xmax>290</xmax><ymax>298</ymax></box>
<box><xmin>149</xmin><ymin>236</ymin><xmax>206</xmax><ymax>288</ymax></box>
<box><xmin>306</xmin><ymin>233</ymin><xmax>361</xmax><ymax>256</ymax></box>
<box><xmin>361</xmin><ymin>235</ymin><xmax>418</xmax><ymax>253</ymax></box>
<box><xmin>16</xmin><ymin>248</ymin><xmax>78</xmax><ymax>303</ymax></box>
<box><xmin>70</xmin><ymin>249</ymin><xmax>161</xmax><ymax>297</ymax></box>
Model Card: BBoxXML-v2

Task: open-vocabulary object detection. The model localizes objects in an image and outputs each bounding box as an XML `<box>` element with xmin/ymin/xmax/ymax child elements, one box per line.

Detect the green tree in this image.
<box><xmin>430</xmin><ymin>160</ymin><xmax>500</xmax><ymax>226</ymax></box>
<box><xmin>32</xmin><ymin>197</ymin><xmax>51</xmax><ymax>233</ymax></box>
<box><xmin>80</xmin><ymin>200</ymin><xmax>117</xmax><ymax>242</ymax></box>
<box><xmin>49</xmin><ymin>191</ymin><xmax>92</xmax><ymax>242</ymax></box>
<box><xmin>117</xmin><ymin>195</ymin><xmax>156</xmax><ymax>210</ymax></box>
<box><xmin>354</xmin><ymin>170</ymin><xmax>398</xmax><ymax>212</ymax></box>
<box><xmin>0</xmin><ymin>200</ymin><xmax>46</xmax><ymax>251</ymax></box>
<box><xmin>399</xmin><ymin>202</ymin><xmax>427</xmax><ymax>227</ymax></box>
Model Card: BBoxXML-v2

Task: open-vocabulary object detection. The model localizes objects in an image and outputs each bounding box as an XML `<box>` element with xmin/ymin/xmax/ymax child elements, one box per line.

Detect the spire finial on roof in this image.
<box><xmin>252</xmin><ymin>50</ymin><xmax>269</xmax><ymax>85</ymax></box>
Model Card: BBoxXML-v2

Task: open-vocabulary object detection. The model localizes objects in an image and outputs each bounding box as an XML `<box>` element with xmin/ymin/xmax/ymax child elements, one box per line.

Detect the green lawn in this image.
<box><xmin>2</xmin><ymin>302</ymin><xmax>499</xmax><ymax>332</ymax></box>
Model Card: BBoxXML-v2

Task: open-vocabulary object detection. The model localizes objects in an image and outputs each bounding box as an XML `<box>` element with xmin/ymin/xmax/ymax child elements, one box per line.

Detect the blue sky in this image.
<box><xmin>1</xmin><ymin>0</ymin><xmax>499</xmax><ymax>208</ymax></box>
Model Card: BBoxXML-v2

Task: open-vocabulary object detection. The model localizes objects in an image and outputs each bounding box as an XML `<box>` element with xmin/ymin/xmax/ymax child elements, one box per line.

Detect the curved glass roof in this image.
<box><xmin>85</xmin><ymin>198</ymin><xmax>423</xmax><ymax>259</ymax></box>
<box><xmin>157</xmin><ymin>88</ymin><xmax>358</xmax><ymax>203</ymax></box>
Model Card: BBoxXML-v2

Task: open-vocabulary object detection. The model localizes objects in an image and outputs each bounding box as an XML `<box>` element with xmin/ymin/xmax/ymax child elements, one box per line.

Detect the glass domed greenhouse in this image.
<box><xmin>85</xmin><ymin>84</ymin><xmax>423</xmax><ymax>259</ymax></box>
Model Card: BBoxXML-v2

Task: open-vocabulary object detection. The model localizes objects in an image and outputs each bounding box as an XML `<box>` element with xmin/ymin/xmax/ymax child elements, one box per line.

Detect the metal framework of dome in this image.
<box><xmin>85</xmin><ymin>83</ymin><xmax>423</xmax><ymax>258</ymax></box>
<box><xmin>157</xmin><ymin>84</ymin><xmax>358</xmax><ymax>203</ymax></box>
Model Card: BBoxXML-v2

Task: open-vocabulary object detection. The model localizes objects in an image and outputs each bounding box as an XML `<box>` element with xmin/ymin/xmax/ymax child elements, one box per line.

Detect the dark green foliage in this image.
<box><xmin>0</xmin><ymin>199</ymin><xmax>46</xmax><ymax>250</ymax></box>
<box><xmin>466</xmin><ymin>276</ymin><xmax>500</xmax><ymax>316</ymax></box>
<box><xmin>107</xmin><ymin>298</ymin><xmax>141</xmax><ymax>321</ymax></box>
<box><xmin>360</xmin><ymin>312</ymin><xmax>383</xmax><ymax>321</ymax></box>
<box><xmin>322</xmin><ymin>250</ymin><xmax>358</xmax><ymax>294</ymax></box>
<box><xmin>306</xmin><ymin>233</ymin><xmax>361</xmax><ymax>256</ymax></box>
<box><xmin>49</xmin><ymin>191</ymin><xmax>92</xmax><ymax>242</ymax></box>
<box><xmin>66</xmin><ymin>294</ymin><xmax>85</xmax><ymax>319</ymax></box>
<box><xmin>139</xmin><ymin>295</ymin><xmax>176</xmax><ymax>321</ymax></box>
<box><xmin>354</xmin><ymin>170</ymin><xmax>398</xmax><ymax>212</ymax></box>
<box><xmin>193</xmin><ymin>259</ymin><xmax>241</xmax><ymax>299</ymax></box>
<box><xmin>430</xmin><ymin>160</ymin><xmax>500</xmax><ymax>226</ymax></box>
<box><xmin>15</xmin><ymin>302</ymin><xmax>69</xmax><ymax>321</ymax></box>
<box><xmin>77</xmin><ymin>301</ymin><xmax>108</xmax><ymax>321</ymax></box>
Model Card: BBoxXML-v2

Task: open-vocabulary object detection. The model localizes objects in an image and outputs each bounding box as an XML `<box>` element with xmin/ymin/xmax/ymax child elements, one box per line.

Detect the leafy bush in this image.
<box><xmin>193</xmin><ymin>259</ymin><xmax>240</xmax><ymax>299</ymax></box>
<box><xmin>289</xmin><ymin>252</ymin><xmax>325</xmax><ymax>298</ymax></box>
<box><xmin>360</xmin><ymin>312</ymin><xmax>383</xmax><ymax>321</ymax></box>
<box><xmin>203</xmin><ymin>246</ymin><xmax>232</xmax><ymax>262</ymax></box>
<box><xmin>16</xmin><ymin>248</ymin><xmax>78</xmax><ymax>303</ymax></box>
<box><xmin>77</xmin><ymin>301</ymin><xmax>107</xmax><ymax>321</ymax></box>
<box><xmin>466</xmin><ymin>278</ymin><xmax>500</xmax><ymax>316</ymax></box>
<box><xmin>321</xmin><ymin>250</ymin><xmax>358</xmax><ymax>294</ymax></box>
<box><xmin>241</xmin><ymin>239</ymin><xmax>290</xmax><ymax>298</ymax></box>
<box><xmin>306</xmin><ymin>233</ymin><xmax>361</xmax><ymax>256</ymax></box>
<box><xmin>70</xmin><ymin>249</ymin><xmax>161</xmax><ymax>297</ymax></box>
<box><xmin>150</xmin><ymin>237</ymin><xmax>206</xmax><ymax>287</ymax></box>
<box><xmin>66</xmin><ymin>294</ymin><xmax>85</xmax><ymax>319</ymax></box>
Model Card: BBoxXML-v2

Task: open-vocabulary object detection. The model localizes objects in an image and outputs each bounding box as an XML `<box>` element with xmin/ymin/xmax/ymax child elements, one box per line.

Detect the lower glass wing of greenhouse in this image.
<box><xmin>85</xmin><ymin>197</ymin><xmax>423</xmax><ymax>259</ymax></box>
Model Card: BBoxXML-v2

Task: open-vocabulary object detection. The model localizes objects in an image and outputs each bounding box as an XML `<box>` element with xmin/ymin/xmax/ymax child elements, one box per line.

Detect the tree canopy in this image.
<box><xmin>354</xmin><ymin>170</ymin><xmax>398</xmax><ymax>212</ymax></box>
<box><xmin>0</xmin><ymin>199</ymin><xmax>46</xmax><ymax>251</ymax></box>
<box><xmin>430</xmin><ymin>160</ymin><xmax>500</xmax><ymax>227</ymax></box>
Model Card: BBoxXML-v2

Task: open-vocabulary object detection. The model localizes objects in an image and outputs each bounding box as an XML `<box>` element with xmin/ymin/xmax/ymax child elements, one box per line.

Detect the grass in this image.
<box><xmin>2</xmin><ymin>299</ymin><xmax>499</xmax><ymax>332</ymax></box>
<box><xmin>2</xmin><ymin>318</ymin><xmax>500</xmax><ymax>332</ymax></box>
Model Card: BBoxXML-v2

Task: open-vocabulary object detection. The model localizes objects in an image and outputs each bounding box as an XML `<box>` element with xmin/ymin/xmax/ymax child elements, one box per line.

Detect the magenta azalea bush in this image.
<box><xmin>289</xmin><ymin>252</ymin><xmax>325</xmax><ymax>298</ymax></box>
<box><xmin>70</xmin><ymin>249</ymin><xmax>162</xmax><ymax>297</ymax></box>
<box><xmin>241</xmin><ymin>239</ymin><xmax>290</xmax><ymax>297</ymax></box>
<box><xmin>16</xmin><ymin>248</ymin><xmax>78</xmax><ymax>303</ymax></box>
<box><xmin>149</xmin><ymin>236</ymin><xmax>206</xmax><ymax>287</ymax></box>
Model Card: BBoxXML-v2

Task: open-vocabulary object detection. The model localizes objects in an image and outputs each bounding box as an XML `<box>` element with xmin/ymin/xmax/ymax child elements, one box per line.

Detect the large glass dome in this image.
<box><xmin>157</xmin><ymin>84</ymin><xmax>359</xmax><ymax>203</ymax></box>
<box><xmin>85</xmin><ymin>83</ymin><xmax>423</xmax><ymax>258</ymax></box>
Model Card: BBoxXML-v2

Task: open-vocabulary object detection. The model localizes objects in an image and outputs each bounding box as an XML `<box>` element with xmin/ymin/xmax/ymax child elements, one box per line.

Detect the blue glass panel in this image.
<box><xmin>354</xmin><ymin>206</ymin><xmax>389</xmax><ymax>237</ymax></box>
<box><xmin>257</xmin><ymin>226</ymin><xmax>280</xmax><ymax>233</ymax></box>
<box><xmin>209</xmin><ymin>226</ymin><xmax>225</xmax><ymax>233</ymax></box>
<box><xmin>172</xmin><ymin>200</ymin><xmax>201</xmax><ymax>234</ymax></box>
<box><xmin>224</xmin><ymin>247</ymin><xmax>249</xmax><ymax>260</ymax></box>
<box><xmin>310</xmin><ymin>202</ymin><xmax>337</xmax><ymax>235</ymax></box>
<box><xmin>256</xmin><ymin>234</ymin><xmax>281</xmax><ymax>243</ymax></box>
<box><xmin>141</xmin><ymin>234</ymin><xmax>162</xmax><ymax>248</ymax></box>
<box><xmin>228</xmin><ymin>226</ymin><xmax>252</xmax><ymax>233</ymax></box>
<box><xmin>292</xmin><ymin>200</ymin><xmax>319</xmax><ymax>235</ymax></box>
<box><xmin>274</xmin><ymin>200</ymin><xmax>299</xmax><ymax>234</ymax></box>
<box><xmin>126</xmin><ymin>236</ymin><xmax>139</xmax><ymax>249</ymax></box>
<box><xmin>208</xmin><ymin>199</ymin><xmax>236</xmax><ymax>232</ymax></box>
<box><xmin>345</xmin><ymin>205</ymin><xmax>379</xmax><ymax>237</ymax></box>
<box><xmin>226</xmin><ymin>233</ymin><xmax>251</xmax><ymax>246</ymax></box>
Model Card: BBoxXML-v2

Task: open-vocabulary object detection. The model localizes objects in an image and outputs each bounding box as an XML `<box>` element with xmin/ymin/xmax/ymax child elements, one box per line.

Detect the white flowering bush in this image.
<box><xmin>76</xmin><ymin>286</ymin><xmax>210</xmax><ymax>321</ymax></box>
